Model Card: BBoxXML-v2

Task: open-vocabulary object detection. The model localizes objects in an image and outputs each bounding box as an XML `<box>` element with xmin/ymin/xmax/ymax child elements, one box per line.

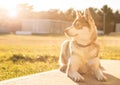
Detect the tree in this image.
<box><xmin>101</xmin><ymin>5</ymin><xmax>114</xmax><ymax>34</ymax></box>
<box><xmin>0</xmin><ymin>8</ymin><xmax>8</xmax><ymax>26</ymax></box>
<box><xmin>114</xmin><ymin>10</ymin><xmax>120</xmax><ymax>23</ymax></box>
<box><xmin>17</xmin><ymin>3</ymin><xmax>33</xmax><ymax>18</ymax></box>
<box><xmin>64</xmin><ymin>8</ymin><xmax>76</xmax><ymax>21</ymax></box>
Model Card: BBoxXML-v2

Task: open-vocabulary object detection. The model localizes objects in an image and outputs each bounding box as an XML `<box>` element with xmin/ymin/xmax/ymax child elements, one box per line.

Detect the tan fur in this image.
<box><xmin>59</xmin><ymin>9</ymin><xmax>107</xmax><ymax>82</ymax></box>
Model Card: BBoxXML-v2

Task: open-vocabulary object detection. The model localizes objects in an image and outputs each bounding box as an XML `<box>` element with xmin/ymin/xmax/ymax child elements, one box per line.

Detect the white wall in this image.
<box><xmin>116</xmin><ymin>23</ymin><xmax>120</xmax><ymax>32</ymax></box>
<box><xmin>22</xmin><ymin>19</ymin><xmax>72</xmax><ymax>34</ymax></box>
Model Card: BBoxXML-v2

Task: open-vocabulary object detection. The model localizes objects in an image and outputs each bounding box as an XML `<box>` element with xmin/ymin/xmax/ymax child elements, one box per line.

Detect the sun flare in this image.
<box><xmin>8</xmin><ymin>10</ymin><xmax>18</xmax><ymax>17</ymax></box>
<box><xmin>0</xmin><ymin>0</ymin><xmax>119</xmax><ymax>14</ymax></box>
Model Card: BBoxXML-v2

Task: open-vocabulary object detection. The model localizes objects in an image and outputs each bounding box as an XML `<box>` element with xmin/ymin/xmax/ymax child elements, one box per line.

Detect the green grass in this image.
<box><xmin>100</xmin><ymin>46</ymin><xmax>120</xmax><ymax>60</ymax></box>
<box><xmin>0</xmin><ymin>34</ymin><xmax>120</xmax><ymax>81</ymax></box>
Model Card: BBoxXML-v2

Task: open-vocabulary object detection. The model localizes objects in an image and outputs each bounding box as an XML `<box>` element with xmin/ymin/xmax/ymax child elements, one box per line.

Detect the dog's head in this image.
<box><xmin>65</xmin><ymin>9</ymin><xmax>97</xmax><ymax>45</ymax></box>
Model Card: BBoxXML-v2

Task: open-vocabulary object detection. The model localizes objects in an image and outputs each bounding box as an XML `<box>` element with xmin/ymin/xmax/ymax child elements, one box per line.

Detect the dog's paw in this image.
<box><xmin>95</xmin><ymin>71</ymin><xmax>107</xmax><ymax>81</ymax></box>
<box><xmin>67</xmin><ymin>71</ymin><xmax>84</xmax><ymax>82</ymax></box>
<box><xmin>59</xmin><ymin>65</ymin><xmax>67</xmax><ymax>73</ymax></box>
<box><xmin>97</xmin><ymin>74</ymin><xmax>107</xmax><ymax>81</ymax></box>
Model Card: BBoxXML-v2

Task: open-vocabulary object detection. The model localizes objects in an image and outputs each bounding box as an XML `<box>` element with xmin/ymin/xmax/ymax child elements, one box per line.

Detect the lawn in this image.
<box><xmin>0</xmin><ymin>34</ymin><xmax>120</xmax><ymax>81</ymax></box>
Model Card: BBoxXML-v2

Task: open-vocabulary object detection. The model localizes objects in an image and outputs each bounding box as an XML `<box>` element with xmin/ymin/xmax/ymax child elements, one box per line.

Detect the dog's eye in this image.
<box><xmin>76</xmin><ymin>21</ymin><xmax>80</xmax><ymax>26</ymax></box>
<box><xmin>74</xmin><ymin>21</ymin><xmax>82</xmax><ymax>29</ymax></box>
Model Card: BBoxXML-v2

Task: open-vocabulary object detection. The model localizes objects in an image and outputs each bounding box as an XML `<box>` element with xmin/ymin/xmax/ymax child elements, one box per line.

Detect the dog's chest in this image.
<box><xmin>71</xmin><ymin>45</ymin><xmax>97</xmax><ymax>73</ymax></box>
<box><xmin>71</xmin><ymin>43</ymin><xmax>99</xmax><ymax>66</ymax></box>
<box><xmin>72</xmin><ymin>44</ymin><xmax>98</xmax><ymax>58</ymax></box>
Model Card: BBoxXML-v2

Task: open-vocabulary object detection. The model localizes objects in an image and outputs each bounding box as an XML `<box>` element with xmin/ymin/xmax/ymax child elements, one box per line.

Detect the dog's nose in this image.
<box><xmin>64</xmin><ymin>29</ymin><xmax>67</xmax><ymax>32</ymax></box>
<box><xmin>64</xmin><ymin>27</ymin><xmax>71</xmax><ymax>32</ymax></box>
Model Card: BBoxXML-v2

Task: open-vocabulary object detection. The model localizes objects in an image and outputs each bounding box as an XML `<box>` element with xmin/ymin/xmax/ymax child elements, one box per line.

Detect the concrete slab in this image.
<box><xmin>0</xmin><ymin>60</ymin><xmax>120</xmax><ymax>85</ymax></box>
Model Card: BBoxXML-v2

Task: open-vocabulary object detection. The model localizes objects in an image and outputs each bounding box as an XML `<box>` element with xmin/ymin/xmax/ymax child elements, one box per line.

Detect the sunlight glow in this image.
<box><xmin>7</xmin><ymin>10</ymin><xmax>18</xmax><ymax>18</ymax></box>
<box><xmin>0</xmin><ymin>0</ymin><xmax>119</xmax><ymax>12</ymax></box>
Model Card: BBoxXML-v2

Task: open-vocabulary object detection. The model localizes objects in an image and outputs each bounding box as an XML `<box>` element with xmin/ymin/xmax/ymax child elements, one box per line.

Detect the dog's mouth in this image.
<box><xmin>64</xmin><ymin>31</ymin><xmax>78</xmax><ymax>37</ymax></box>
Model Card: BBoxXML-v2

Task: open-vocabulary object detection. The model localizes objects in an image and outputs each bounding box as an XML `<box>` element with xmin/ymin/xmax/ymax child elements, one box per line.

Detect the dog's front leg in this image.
<box><xmin>90</xmin><ymin>58</ymin><xmax>107</xmax><ymax>81</ymax></box>
<box><xmin>94</xmin><ymin>68</ymin><xmax>107</xmax><ymax>81</ymax></box>
<box><xmin>66</xmin><ymin>57</ymin><xmax>84</xmax><ymax>82</ymax></box>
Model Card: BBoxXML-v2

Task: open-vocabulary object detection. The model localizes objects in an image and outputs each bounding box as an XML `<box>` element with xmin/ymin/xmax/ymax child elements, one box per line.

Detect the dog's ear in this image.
<box><xmin>85</xmin><ymin>8</ymin><xmax>97</xmax><ymax>43</ymax></box>
<box><xmin>85</xmin><ymin>9</ymin><xmax>95</xmax><ymax>26</ymax></box>
<box><xmin>76</xmin><ymin>10</ymin><xmax>83</xmax><ymax>19</ymax></box>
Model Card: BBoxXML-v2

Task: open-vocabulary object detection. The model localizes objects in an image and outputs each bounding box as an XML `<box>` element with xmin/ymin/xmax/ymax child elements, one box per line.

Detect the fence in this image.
<box><xmin>22</xmin><ymin>19</ymin><xmax>72</xmax><ymax>34</ymax></box>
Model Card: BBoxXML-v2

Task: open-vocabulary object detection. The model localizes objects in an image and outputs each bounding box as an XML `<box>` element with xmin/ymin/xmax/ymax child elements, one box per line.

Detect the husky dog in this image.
<box><xmin>59</xmin><ymin>9</ymin><xmax>107</xmax><ymax>82</ymax></box>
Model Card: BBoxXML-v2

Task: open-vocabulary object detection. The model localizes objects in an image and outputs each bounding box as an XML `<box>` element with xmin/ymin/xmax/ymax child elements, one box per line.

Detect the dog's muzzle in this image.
<box><xmin>64</xmin><ymin>26</ymin><xmax>71</xmax><ymax>32</ymax></box>
<box><xmin>64</xmin><ymin>26</ymin><xmax>78</xmax><ymax>37</ymax></box>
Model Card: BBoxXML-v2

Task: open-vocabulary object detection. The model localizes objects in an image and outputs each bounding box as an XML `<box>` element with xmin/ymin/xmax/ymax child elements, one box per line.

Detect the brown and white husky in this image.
<box><xmin>59</xmin><ymin>9</ymin><xmax>107</xmax><ymax>82</ymax></box>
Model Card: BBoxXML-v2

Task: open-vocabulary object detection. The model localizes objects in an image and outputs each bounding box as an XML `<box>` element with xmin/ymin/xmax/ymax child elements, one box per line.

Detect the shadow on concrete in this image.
<box><xmin>72</xmin><ymin>73</ymin><xmax>120</xmax><ymax>85</ymax></box>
